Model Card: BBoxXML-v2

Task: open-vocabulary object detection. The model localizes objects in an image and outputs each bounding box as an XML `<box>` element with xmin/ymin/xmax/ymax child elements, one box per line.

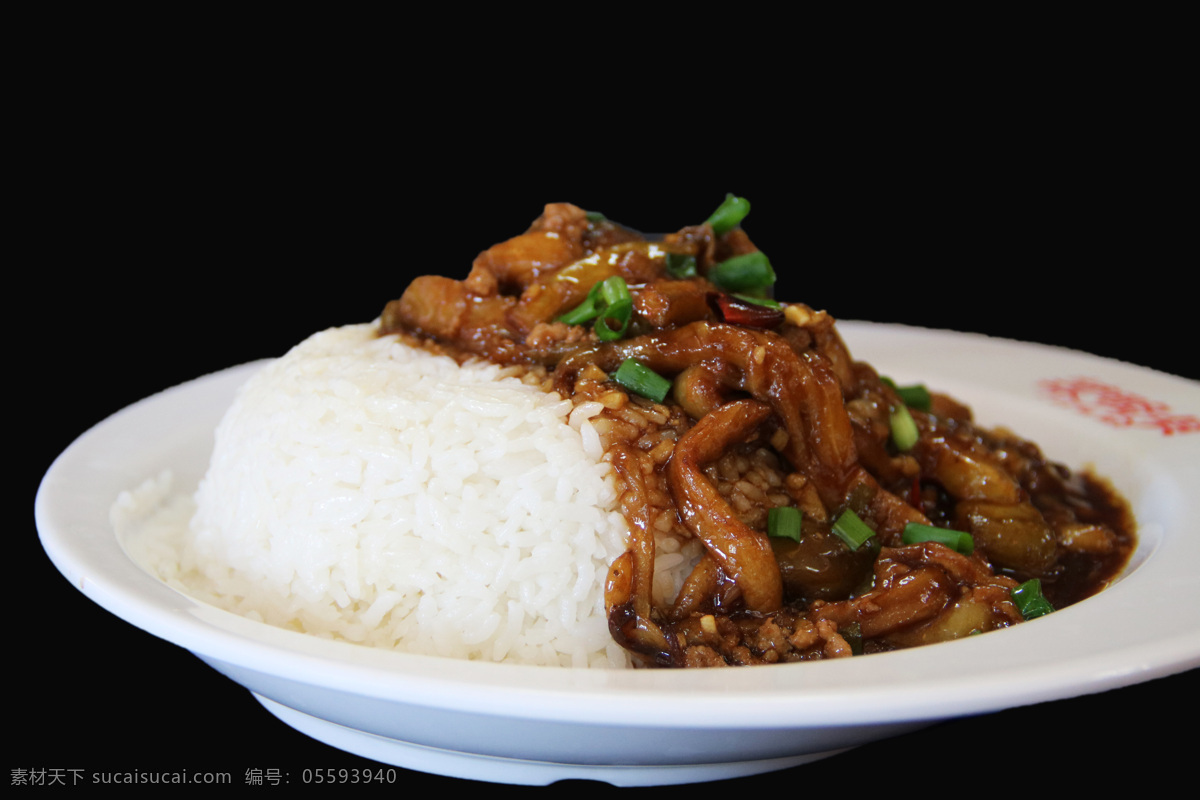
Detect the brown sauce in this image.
<box><xmin>379</xmin><ymin>200</ymin><xmax>1137</xmax><ymax>667</ymax></box>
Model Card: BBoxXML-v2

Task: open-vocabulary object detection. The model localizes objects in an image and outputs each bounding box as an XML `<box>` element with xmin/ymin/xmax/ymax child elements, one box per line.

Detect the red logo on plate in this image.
<box><xmin>1038</xmin><ymin>377</ymin><xmax>1200</xmax><ymax>436</ymax></box>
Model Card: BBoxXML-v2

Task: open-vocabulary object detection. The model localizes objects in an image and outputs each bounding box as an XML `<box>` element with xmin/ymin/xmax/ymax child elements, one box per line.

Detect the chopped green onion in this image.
<box><xmin>902</xmin><ymin>522</ymin><xmax>974</xmax><ymax>555</ymax></box>
<box><xmin>706</xmin><ymin>193</ymin><xmax>751</xmax><ymax>236</ymax></box>
<box><xmin>767</xmin><ymin>506</ymin><xmax>803</xmax><ymax>543</ymax></box>
<box><xmin>558</xmin><ymin>280</ymin><xmax>607</xmax><ymax>324</ymax></box>
<box><xmin>558</xmin><ymin>276</ymin><xmax>633</xmax><ymax>339</ymax></box>
<box><xmin>731</xmin><ymin>293</ymin><xmax>781</xmax><ymax>309</ymax></box>
<box><xmin>1011</xmin><ymin>579</ymin><xmax>1054</xmax><ymax>620</ymax></box>
<box><xmin>593</xmin><ymin>277</ymin><xmax>632</xmax><ymax>339</ymax></box>
<box><xmin>585</xmin><ymin>210</ymin><xmax>607</xmax><ymax>222</ymax></box>
<box><xmin>881</xmin><ymin>377</ymin><xmax>933</xmax><ymax>412</ymax></box>
<box><xmin>597</xmin><ymin>275</ymin><xmax>631</xmax><ymax>306</ymax></box>
<box><xmin>612</xmin><ymin>358</ymin><xmax>672</xmax><ymax>403</ymax></box>
<box><xmin>594</xmin><ymin>299</ymin><xmax>632</xmax><ymax>341</ymax></box>
<box><xmin>831</xmin><ymin>508</ymin><xmax>875</xmax><ymax>551</ymax></box>
<box><xmin>897</xmin><ymin>384</ymin><xmax>932</xmax><ymax>411</ymax></box>
<box><xmin>557</xmin><ymin>292</ymin><xmax>600</xmax><ymax>325</ymax></box>
<box><xmin>665</xmin><ymin>252</ymin><xmax>698</xmax><ymax>279</ymax></box>
<box><xmin>709</xmin><ymin>251</ymin><xmax>776</xmax><ymax>293</ymax></box>
<box><xmin>890</xmin><ymin>403</ymin><xmax>919</xmax><ymax>451</ymax></box>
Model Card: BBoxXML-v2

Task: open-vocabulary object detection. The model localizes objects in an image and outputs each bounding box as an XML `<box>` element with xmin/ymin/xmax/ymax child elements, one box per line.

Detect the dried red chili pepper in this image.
<box><xmin>707</xmin><ymin>292</ymin><xmax>785</xmax><ymax>329</ymax></box>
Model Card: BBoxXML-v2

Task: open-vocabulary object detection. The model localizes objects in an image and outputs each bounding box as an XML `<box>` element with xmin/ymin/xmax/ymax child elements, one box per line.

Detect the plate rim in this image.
<box><xmin>35</xmin><ymin>322</ymin><xmax>1200</xmax><ymax>731</ymax></box>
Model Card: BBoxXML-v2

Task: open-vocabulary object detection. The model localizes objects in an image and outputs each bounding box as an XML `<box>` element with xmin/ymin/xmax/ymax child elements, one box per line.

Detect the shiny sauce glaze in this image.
<box><xmin>380</xmin><ymin>200</ymin><xmax>1135</xmax><ymax>667</ymax></box>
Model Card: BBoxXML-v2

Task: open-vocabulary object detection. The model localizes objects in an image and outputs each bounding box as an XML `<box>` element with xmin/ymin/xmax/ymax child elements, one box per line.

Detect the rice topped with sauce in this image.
<box><xmin>121</xmin><ymin>323</ymin><xmax>638</xmax><ymax>668</ymax></box>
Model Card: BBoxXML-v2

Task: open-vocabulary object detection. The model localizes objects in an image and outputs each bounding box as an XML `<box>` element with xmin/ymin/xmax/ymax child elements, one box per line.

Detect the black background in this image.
<box><xmin>20</xmin><ymin>94</ymin><xmax>1197</xmax><ymax>793</ymax></box>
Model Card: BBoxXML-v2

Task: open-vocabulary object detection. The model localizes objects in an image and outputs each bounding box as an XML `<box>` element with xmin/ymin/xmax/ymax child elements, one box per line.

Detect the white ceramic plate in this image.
<box><xmin>35</xmin><ymin>322</ymin><xmax>1200</xmax><ymax>786</ymax></box>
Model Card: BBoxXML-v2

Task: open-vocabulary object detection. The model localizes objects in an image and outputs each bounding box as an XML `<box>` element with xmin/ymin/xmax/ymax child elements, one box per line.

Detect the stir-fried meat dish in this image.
<box><xmin>380</xmin><ymin>198</ymin><xmax>1136</xmax><ymax>668</ymax></box>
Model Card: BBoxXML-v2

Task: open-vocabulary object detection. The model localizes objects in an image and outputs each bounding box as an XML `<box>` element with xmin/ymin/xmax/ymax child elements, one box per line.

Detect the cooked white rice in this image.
<box><xmin>117</xmin><ymin>323</ymin><xmax>636</xmax><ymax>668</ymax></box>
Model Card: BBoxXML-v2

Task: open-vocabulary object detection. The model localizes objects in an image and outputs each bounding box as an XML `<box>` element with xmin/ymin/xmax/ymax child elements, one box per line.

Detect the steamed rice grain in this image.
<box><xmin>121</xmin><ymin>324</ymin><xmax>635</xmax><ymax>668</ymax></box>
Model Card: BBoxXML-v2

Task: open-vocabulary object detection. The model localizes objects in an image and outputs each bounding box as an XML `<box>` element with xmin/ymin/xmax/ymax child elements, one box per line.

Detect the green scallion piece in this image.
<box><xmin>558</xmin><ymin>280</ymin><xmax>606</xmax><ymax>325</ymax></box>
<box><xmin>897</xmin><ymin>384</ymin><xmax>932</xmax><ymax>411</ymax></box>
<box><xmin>901</xmin><ymin>522</ymin><xmax>974</xmax><ymax>555</ymax></box>
<box><xmin>665</xmin><ymin>252</ymin><xmax>698</xmax><ymax>279</ymax></box>
<box><xmin>890</xmin><ymin>403</ymin><xmax>919</xmax><ymax>451</ymax></box>
<box><xmin>557</xmin><ymin>293</ymin><xmax>600</xmax><ymax>325</ymax></box>
<box><xmin>709</xmin><ymin>251</ymin><xmax>776</xmax><ymax>293</ymax></box>
<box><xmin>767</xmin><ymin>506</ymin><xmax>803</xmax><ymax>543</ymax></box>
<box><xmin>594</xmin><ymin>299</ymin><xmax>632</xmax><ymax>341</ymax></box>
<box><xmin>881</xmin><ymin>377</ymin><xmax>933</xmax><ymax>412</ymax></box>
<box><xmin>558</xmin><ymin>277</ymin><xmax>633</xmax><ymax>339</ymax></box>
<box><xmin>706</xmin><ymin>193</ymin><xmax>751</xmax><ymax>236</ymax></box>
<box><xmin>1011</xmin><ymin>579</ymin><xmax>1054</xmax><ymax>620</ymax></box>
<box><xmin>831</xmin><ymin>508</ymin><xmax>875</xmax><ymax>551</ymax></box>
<box><xmin>585</xmin><ymin>210</ymin><xmax>607</xmax><ymax>222</ymax></box>
<box><xmin>597</xmin><ymin>275</ymin><xmax>631</xmax><ymax>306</ymax></box>
<box><xmin>612</xmin><ymin>358</ymin><xmax>672</xmax><ymax>403</ymax></box>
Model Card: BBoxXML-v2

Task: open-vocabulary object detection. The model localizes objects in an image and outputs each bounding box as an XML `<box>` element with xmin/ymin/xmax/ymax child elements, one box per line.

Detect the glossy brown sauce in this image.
<box><xmin>379</xmin><ymin>201</ymin><xmax>1136</xmax><ymax>667</ymax></box>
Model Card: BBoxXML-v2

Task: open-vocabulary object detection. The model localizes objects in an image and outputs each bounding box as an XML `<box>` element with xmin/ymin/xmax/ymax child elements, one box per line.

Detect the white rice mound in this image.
<box><xmin>131</xmin><ymin>323</ymin><xmax>634</xmax><ymax>668</ymax></box>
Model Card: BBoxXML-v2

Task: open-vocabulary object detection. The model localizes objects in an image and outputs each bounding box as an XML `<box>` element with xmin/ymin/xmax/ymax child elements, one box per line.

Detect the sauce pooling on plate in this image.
<box><xmin>380</xmin><ymin>197</ymin><xmax>1136</xmax><ymax>667</ymax></box>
